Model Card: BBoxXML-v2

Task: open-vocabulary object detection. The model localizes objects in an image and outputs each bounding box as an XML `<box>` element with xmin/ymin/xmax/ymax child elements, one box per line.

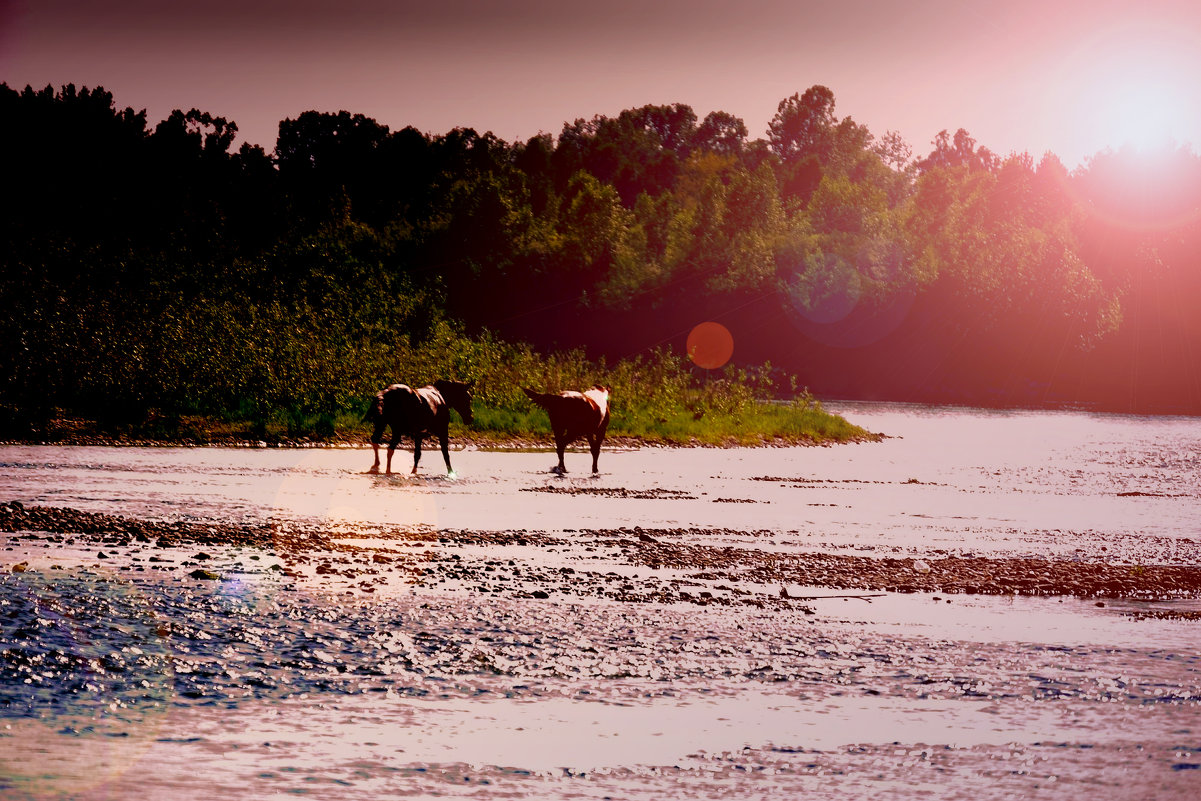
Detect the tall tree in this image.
<box><xmin>767</xmin><ymin>85</ymin><xmax>837</xmax><ymax>163</ymax></box>
<box><xmin>694</xmin><ymin>110</ymin><xmax>749</xmax><ymax>156</ymax></box>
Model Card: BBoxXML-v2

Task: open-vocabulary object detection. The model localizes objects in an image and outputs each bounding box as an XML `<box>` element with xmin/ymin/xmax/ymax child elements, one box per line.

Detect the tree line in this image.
<box><xmin>2</xmin><ymin>81</ymin><xmax>1199</xmax><ymax>437</ymax></box>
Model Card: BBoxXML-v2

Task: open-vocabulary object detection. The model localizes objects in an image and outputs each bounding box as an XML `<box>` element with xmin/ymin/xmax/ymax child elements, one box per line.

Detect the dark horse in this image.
<box><xmin>523</xmin><ymin>385</ymin><xmax>611</xmax><ymax>474</ymax></box>
<box><xmin>366</xmin><ymin>380</ymin><xmax>474</xmax><ymax>475</ymax></box>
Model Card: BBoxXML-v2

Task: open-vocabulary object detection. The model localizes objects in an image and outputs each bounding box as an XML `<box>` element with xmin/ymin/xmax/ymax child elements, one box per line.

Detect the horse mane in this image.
<box><xmin>433</xmin><ymin>378</ymin><xmax>470</xmax><ymax>394</ymax></box>
<box><xmin>432</xmin><ymin>379</ymin><xmax>474</xmax><ymax>422</ymax></box>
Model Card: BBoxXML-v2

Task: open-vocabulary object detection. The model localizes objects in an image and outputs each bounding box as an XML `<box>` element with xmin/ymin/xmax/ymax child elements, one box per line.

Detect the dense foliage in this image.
<box><xmin>2</xmin><ymin>81</ymin><xmax>1199</xmax><ymax>441</ymax></box>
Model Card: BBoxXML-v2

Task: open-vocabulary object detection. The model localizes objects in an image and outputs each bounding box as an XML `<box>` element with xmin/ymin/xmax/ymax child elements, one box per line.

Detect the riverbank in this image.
<box><xmin>0</xmin><ymin>417</ymin><xmax>883</xmax><ymax>450</ymax></box>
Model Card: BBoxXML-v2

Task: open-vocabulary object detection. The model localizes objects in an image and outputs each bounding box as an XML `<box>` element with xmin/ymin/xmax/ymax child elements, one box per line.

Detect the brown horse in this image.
<box><xmin>366</xmin><ymin>380</ymin><xmax>474</xmax><ymax>475</ymax></box>
<box><xmin>523</xmin><ymin>385</ymin><xmax>611</xmax><ymax>474</ymax></box>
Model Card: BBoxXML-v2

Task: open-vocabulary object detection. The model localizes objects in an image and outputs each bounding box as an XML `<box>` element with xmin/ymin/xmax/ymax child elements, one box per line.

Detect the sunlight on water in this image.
<box><xmin>268</xmin><ymin>449</ymin><xmax>442</xmax><ymax>531</ymax></box>
<box><xmin>3</xmin><ymin>406</ymin><xmax>1197</xmax><ymax>553</ymax></box>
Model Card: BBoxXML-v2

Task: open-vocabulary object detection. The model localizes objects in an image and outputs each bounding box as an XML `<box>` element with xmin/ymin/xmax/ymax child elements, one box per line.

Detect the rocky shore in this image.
<box><xmin>624</xmin><ymin>535</ymin><xmax>1201</xmax><ymax>600</ymax></box>
<box><xmin>5</xmin><ymin>501</ymin><xmax>1201</xmax><ymax>608</ymax></box>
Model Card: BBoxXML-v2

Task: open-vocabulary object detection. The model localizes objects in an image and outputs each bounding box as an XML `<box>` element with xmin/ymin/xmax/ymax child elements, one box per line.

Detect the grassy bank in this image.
<box><xmin>456</xmin><ymin>393</ymin><xmax>874</xmax><ymax>447</ymax></box>
<box><xmin>2</xmin><ymin>317</ymin><xmax>878</xmax><ymax>447</ymax></box>
<box><xmin>7</xmin><ymin>394</ymin><xmax>877</xmax><ymax>449</ymax></box>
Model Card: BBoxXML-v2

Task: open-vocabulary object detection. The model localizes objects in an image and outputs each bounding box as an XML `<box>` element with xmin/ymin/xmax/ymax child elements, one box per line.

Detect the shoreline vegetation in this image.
<box><xmin>0</xmin><ymin>386</ymin><xmax>881</xmax><ymax>449</ymax></box>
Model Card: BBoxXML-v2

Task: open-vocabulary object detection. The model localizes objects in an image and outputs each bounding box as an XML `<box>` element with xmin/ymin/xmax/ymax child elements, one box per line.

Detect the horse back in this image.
<box><xmin>380</xmin><ymin>384</ymin><xmax>425</xmax><ymax>430</ymax></box>
<box><xmin>556</xmin><ymin>387</ymin><xmax>610</xmax><ymax>437</ymax></box>
<box><xmin>413</xmin><ymin>385</ymin><xmax>449</xmax><ymax>430</ymax></box>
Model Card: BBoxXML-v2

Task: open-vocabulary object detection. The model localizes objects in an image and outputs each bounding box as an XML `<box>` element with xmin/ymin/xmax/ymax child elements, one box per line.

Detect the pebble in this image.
<box><xmin>4</xmin><ymin>500</ymin><xmax>1201</xmax><ymax>604</ymax></box>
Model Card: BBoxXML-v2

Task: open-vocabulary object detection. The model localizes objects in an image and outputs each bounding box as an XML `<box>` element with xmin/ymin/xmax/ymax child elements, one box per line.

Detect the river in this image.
<box><xmin>1</xmin><ymin>403</ymin><xmax>1199</xmax><ymax>799</ymax></box>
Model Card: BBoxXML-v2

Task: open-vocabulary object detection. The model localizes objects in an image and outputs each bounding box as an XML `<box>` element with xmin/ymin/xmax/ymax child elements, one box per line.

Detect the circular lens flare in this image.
<box><xmin>686</xmin><ymin>322</ymin><xmax>734</xmax><ymax>369</ymax></box>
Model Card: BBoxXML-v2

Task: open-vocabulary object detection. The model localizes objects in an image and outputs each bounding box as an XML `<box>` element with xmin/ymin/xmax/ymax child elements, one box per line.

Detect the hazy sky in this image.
<box><xmin>3</xmin><ymin>0</ymin><xmax>1200</xmax><ymax>167</ymax></box>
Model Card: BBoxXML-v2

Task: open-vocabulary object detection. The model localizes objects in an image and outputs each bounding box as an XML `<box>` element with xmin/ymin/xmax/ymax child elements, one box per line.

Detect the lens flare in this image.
<box><xmin>1052</xmin><ymin>20</ymin><xmax>1201</xmax><ymax>170</ymax></box>
<box><xmin>780</xmin><ymin>251</ymin><xmax>917</xmax><ymax>349</ymax></box>
<box><xmin>784</xmin><ymin>252</ymin><xmax>863</xmax><ymax>326</ymax></box>
<box><xmin>686</xmin><ymin>322</ymin><xmax>734</xmax><ymax>369</ymax></box>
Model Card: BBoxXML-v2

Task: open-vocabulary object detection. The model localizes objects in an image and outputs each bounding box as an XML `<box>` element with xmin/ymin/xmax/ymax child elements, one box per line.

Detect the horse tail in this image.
<box><xmin>523</xmin><ymin>387</ymin><xmax>554</xmax><ymax>410</ymax></box>
<box><xmin>364</xmin><ymin>389</ymin><xmax>386</xmax><ymax>422</ymax></box>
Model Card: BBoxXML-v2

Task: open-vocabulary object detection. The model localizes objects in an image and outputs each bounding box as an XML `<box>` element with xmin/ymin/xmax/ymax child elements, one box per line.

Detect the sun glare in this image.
<box><xmin>1088</xmin><ymin>68</ymin><xmax>1192</xmax><ymax>154</ymax></box>
<box><xmin>1060</xmin><ymin>25</ymin><xmax>1201</xmax><ymax>162</ymax></box>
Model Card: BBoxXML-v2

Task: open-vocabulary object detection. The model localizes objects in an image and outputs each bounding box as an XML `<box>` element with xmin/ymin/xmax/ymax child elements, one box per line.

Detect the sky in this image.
<box><xmin>3</xmin><ymin>0</ymin><xmax>1201</xmax><ymax>168</ymax></box>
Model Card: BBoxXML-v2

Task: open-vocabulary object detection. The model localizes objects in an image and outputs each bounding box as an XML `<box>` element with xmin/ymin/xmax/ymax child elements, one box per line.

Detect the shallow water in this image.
<box><xmin>2</xmin><ymin>403</ymin><xmax>1200</xmax><ymax>799</ymax></box>
<box><xmin>2</xmin><ymin>404</ymin><xmax>1198</xmax><ymax>561</ymax></box>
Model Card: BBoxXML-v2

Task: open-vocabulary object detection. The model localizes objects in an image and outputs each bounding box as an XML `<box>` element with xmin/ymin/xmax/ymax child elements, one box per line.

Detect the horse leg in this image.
<box><xmin>412</xmin><ymin>436</ymin><xmax>423</xmax><ymax>474</ymax></box>
<box><xmin>588</xmin><ymin>434</ymin><xmax>603</xmax><ymax>473</ymax></box>
<box><xmin>369</xmin><ymin>422</ymin><xmax>388</xmax><ymax>473</ymax></box>
<box><xmin>439</xmin><ymin>432</ymin><xmax>452</xmax><ymax>475</ymax></box>
<box><xmin>554</xmin><ymin>429</ymin><xmax>568</xmax><ymax>474</ymax></box>
<box><xmin>591</xmin><ymin>421</ymin><xmax>608</xmax><ymax>474</ymax></box>
<box><xmin>385</xmin><ymin>442</ymin><xmax>397</xmax><ymax>475</ymax></box>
